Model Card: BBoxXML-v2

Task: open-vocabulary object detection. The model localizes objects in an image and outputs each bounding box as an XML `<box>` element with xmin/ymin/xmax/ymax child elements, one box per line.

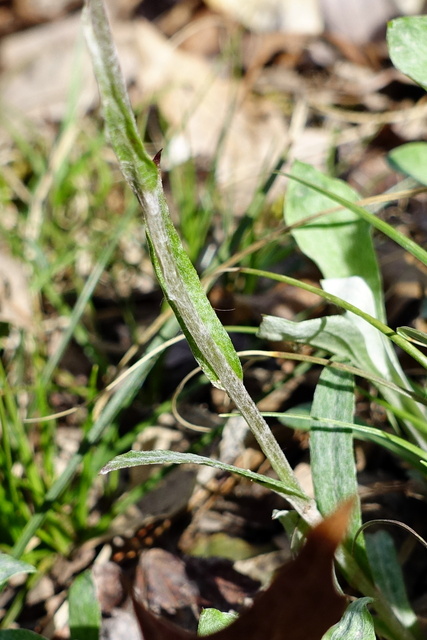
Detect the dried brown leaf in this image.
<box><xmin>131</xmin><ymin>499</ymin><xmax>353</xmax><ymax>640</ymax></box>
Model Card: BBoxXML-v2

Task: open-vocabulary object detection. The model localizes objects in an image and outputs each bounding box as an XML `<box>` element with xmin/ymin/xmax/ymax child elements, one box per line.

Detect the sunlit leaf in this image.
<box><xmin>0</xmin><ymin>553</ymin><xmax>35</xmax><ymax>588</ymax></box>
<box><xmin>388</xmin><ymin>16</ymin><xmax>427</xmax><ymax>90</ymax></box>
<box><xmin>198</xmin><ymin>609</ymin><xmax>238</xmax><ymax>636</ymax></box>
<box><xmin>388</xmin><ymin>142</ymin><xmax>427</xmax><ymax>186</ymax></box>
<box><xmin>100</xmin><ymin>449</ymin><xmax>305</xmax><ymax>499</ymax></box>
<box><xmin>322</xmin><ymin>598</ymin><xmax>375</xmax><ymax>640</ymax></box>
<box><xmin>310</xmin><ymin>367</ymin><xmax>363</xmax><ymax>546</ymax></box>
<box><xmin>285</xmin><ymin>160</ymin><xmax>384</xmax><ymax>321</ymax></box>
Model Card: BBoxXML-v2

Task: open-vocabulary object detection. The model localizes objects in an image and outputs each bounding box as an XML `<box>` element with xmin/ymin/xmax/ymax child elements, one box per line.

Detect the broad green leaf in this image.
<box><xmin>310</xmin><ymin>367</ymin><xmax>362</xmax><ymax>544</ymax></box>
<box><xmin>285</xmin><ymin>160</ymin><xmax>385</xmax><ymax>321</ymax></box>
<box><xmin>82</xmin><ymin>0</ymin><xmax>243</xmax><ymax>389</ymax></box>
<box><xmin>258</xmin><ymin>275</ymin><xmax>427</xmax><ymax>448</ymax></box>
<box><xmin>259</xmin><ymin>313</ymin><xmax>372</xmax><ymax>367</ymax></box>
<box><xmin>258</xmin><ymin>275</ymin><xmax>394</xmax><ymax>380</ymax></box>
<box><xmin>0</xmin><ymin>553</ymin><xmax>35</xmax><ymax>588</ymax></box>
<box><xmin>388</xmin><ymin>142</ymin><xmax>427</xmax><ymax>186</ymax></box>
<box><xmin>388</xmin><ymin>16</ymin><xmax>427</xmax><ymax>90</ymax></box>
<box><xmin>322</xmin><ymin>598</ymin><xmax>375</xmax><ymax>640</ymax></box>
<box><xmin>284</xmin><ymin>167</ymin><xmax>427</xmax><ymax>270</ymax></box>
<box><xmin>322</xmin><ymin>277</ymin><xmax>397</xmax><ymax>377</ymax></box>
<box><xmin>69</xmin><ymin>570</ymin><xmax>101</xmax><ymax>640</ymax></box>
<box><xmin>100</xmin><ymin>449</ymin><xmax>306</xmax><ymax>499</ymax></box>
<box><xmin>366</xmin><ymin>531</ymin><xmax>420</xmax><ymax>637</ymax></box>
<box><xmin>198</xmin><ymin>609</ymin><xmax>238</xmax><ymax>635</ymax></box>
<box><xmin>0</xmin><ymin>632</ymin><xmax>45</xmax><ymax>640</ymax></box>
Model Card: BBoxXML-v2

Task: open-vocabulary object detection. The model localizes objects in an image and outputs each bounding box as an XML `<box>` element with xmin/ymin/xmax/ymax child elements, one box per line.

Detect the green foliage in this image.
<box><xmin>0</xmin><ymin>554</ymin><xmax>35</xmax><ymax>589</ymax></box>
<box><xmin>388</xmin><ymin>142</ymin><xmax>427</xmax><ymax>186</ymax></box>
<box><xmin>82</xmin><ymin>0</ymin><xmax>244</xmax><ymax>390</ymax></box>
<box><xmin>198</xmin><ymin>609</ymin><xmax>238</xmax><ymax>635</ymax></box>
<box><xmin>396</xmin><ymin>326</ymin><xmax>427</xmax><ymax>347</ymax></box>
<box><xmin>80</xmin><ymin>5</ymin><xmax>427</xmax><ymax>640</ymax></box>
<box><xmin>83</xmin><ymin>0</ymin><xmax>314</xmax><ymax>516</ymax></box>
<box><xmin>101</xmin><ymin>449</ymin><xmax>306</xmax><ymax>499</ymax></box>
<box><xmin>2</xmin><ymin>4</ymin><xmax>427</xmax><ymax>640</ymax></box>
<box><xmin>322</xmin><ymin>598</ymin><xmax>376</xmax><ymax>640</ymax></box>
<box><xmin>309</xmin><ymin>367</ymin><xmax>362</xmax><ymax>543</ymax></box>
<box><xmin>69</xmin><ymin>571</ymin><xmax>101</xmax><ymax>640</ymax></box>
<box><xmin>285</xmin><ymin>160</ymin><xmax>384</xmax><ymax>320</ymax></box>
<box><xmin>388</xmin><ymin>16</ymin><xmax>427</xmax><ymax>90</ymax></box>
<box><xmin>0</xmin><ymin>632</ymin><xmax>45</xmax><ymax>640</ymax></box>
<box><xmin>366</xmin><ymin>531</ymin><xmax>419</xmax><ymax>635</ymax></box>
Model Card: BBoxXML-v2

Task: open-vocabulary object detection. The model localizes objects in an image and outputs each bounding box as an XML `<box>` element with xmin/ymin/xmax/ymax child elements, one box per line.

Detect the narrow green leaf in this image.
<box><xmin>82</xmin><ymin>0</ymin><xmax>243</xmax><ymax>388</ymax></box>
<box><xmin>322</xmin><ymin>598</ymin><xmax>375</xmax><ymax>640</ymax></box>
<box><xmin>198</xmin><ymin>609</ymin><xmax>238</xmax><ymax>636</ymax></box>
<box><xmin>285</xmin><ymin>160</ymin><xmax>385</xmax><ymax>321</ymax></box>
<box><xmin>310</xmin><ymin>368</ymin><xmax>362</xmax><ymax>543</ymax></box>
<box><xmin>388</xmin><ymin>142</ymin><xmax>427</xmax><ymax>186</ymax></box>
<box><xmin>397</xmin><ymin>326</ymin><xmax>427</xmax><ymax>347</ymax></box>
<box><xmin>0</xmin><ymin>553</ymin><xmax>35</xmax><ymax>588</ymax></box>
<box><xmin>100</xmin><ymin>449</ymin><xmax>306</xmax><ymax>499</ymax></box>
<box><xmin>388</xmin><ymin>16</ymin><xmax>427</xmax><ymax>90</ymax></box>
<box><xmin>69</xmin><ymin>570</ymin><xmax>101</xmax><ymax>640</ymax></box>
<box><xmin>366</xmin><ymin>531</ymin><xmax>421</xmax><ymax>637</ymax></box>
<box><xmin>0</xmin><ymin>632</ymin><xmax>45</xmax><ymax>640</ymax></box>
<box><xmin>82</xmin><ymin>2</ymin><xmax>156</xmax><ymax>192</ymax></box>
<box><xmin>83</xmin><ymin>0</ymin><xmax>315</xmax><ymax>521</ymax></box>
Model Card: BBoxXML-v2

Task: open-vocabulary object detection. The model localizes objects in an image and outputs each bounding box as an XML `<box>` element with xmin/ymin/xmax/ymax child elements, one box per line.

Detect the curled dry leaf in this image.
<box><xmin>131</xmin><ymin>499</ymin><xmax>353</xmax><ymax>640</ymax></box>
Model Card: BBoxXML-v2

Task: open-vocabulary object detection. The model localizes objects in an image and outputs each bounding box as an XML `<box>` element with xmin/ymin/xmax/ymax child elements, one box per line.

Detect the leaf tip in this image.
<box><xmin>153</xmin><ymin>149</ymin><xmax>163</xmax><ymax>167</ymax></box>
